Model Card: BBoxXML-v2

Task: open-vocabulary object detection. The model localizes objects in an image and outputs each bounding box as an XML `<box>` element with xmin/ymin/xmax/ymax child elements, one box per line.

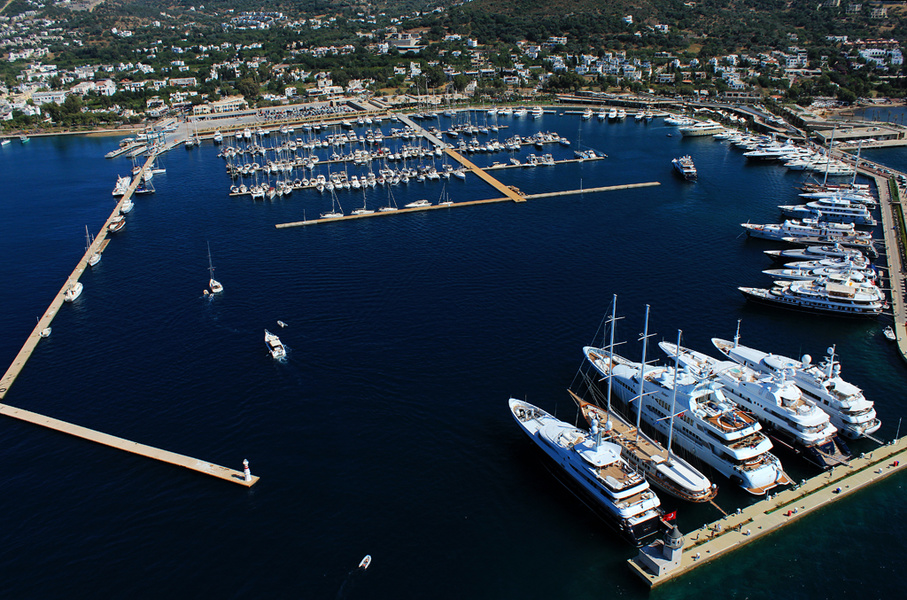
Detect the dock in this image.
<box><xmin>274</xmin><ymin>181</ymin><xmax>660</xmax><ymax>228</ymax></box>
<box><xmin>628</xmin><ymin>438</ymin><xmax>907</xmax><ymax>587</ymax></box>
<box><xmin>0</xmin><ymin>152</ymin><xmax>259</xmax><ymax>488</ymax></box>
<box><xmin>871</xmin><ymin>170</ymin><xmax>907</xmax><ymax>362</ymax></box>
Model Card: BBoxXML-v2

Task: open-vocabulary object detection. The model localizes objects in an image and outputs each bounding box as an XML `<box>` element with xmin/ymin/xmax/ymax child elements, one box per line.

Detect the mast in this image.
<box><xmin>605</xmin><ymin>295</ymin><xmax>617</xmax><ymax>420</ymax></box>
<box><xmin>850</xmin><ymin>139</ymin><xmax>863</xmax><ymax>187</ymax></box>
<box><xmin>733</xmin><ymin>319</ymin><xmax>741</xmax><ymax>348</ymax></box>
<box><xmin>667</xmin><ymin>329</ymin><xmax>681</xmax><ymax>463</ymax></box>
<box><xmin>635</xmin><ymin>304</ymin><xmax>653</xmax><ymax>440</ymax></box>
<box><xmin>207</xmin><ymin>241</ymin><xmax>215</xmax><ymax>280</ymax></box>
<box><xmin>822</xmin><ymin>126</ymin><xmax>836</xmax><ymax>187</ymax></box>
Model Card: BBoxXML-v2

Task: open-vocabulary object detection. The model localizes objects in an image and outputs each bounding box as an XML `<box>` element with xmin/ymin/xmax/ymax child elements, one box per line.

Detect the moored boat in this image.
<box><xmin>509</xmin><ymin>398</ymin><xmax>668</xmax><ymax>546</ymax></box>
<box><xmin>63</xmin><ymin>280</ymin><xmax>83</xmax><ymax>302</ymax></box>
<box><xmin>739</xmin><ymin>275</ymin><xmax>886</xmax><ymax>317</ymax></box>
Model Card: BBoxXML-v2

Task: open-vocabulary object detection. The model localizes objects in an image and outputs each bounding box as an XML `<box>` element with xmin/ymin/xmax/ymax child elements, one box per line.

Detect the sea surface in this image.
<box><xmin>0</xmin><ymin>113</ymin><xmax>905</xmax><ymax>599</ymax></box>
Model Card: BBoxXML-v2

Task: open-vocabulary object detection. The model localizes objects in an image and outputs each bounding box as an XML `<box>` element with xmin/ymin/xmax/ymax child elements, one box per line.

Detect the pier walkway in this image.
<box><xmin>0</xmin><ymin>153</ymin><xmax>258</xmax><ymax>488</ymax></box>
<box><xmin>395</xmin><ymin>112</ymin><xmax>529</xmax><ymax>203</ymax></box>
<box><xmin>274</xmin><ymin>181</ymin><xmax>660</xmax><ymax>228</ymax></box>
<box><xmin>872</xmin><ymin>172</ymin><xmax>907</xmax><ymax>362</ymax></box>
<box><xmin>628</xmin><ymin>438</ymin><xmax>907</xmax><ymax>587</ymax></box>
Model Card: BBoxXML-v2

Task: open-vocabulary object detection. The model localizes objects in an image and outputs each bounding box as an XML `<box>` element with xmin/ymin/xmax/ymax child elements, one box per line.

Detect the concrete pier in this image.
<box><xmin>628</xmin><ymin>438</ymin><xmax>907</xmax><ymax>587</ymax></box>
<box><xmin>871</xmin><ymin>171</ymin><xmax>907</xmax><ymax>362</ymax></box>
<box><xmin>0</xmin><ymin>152</ymin><xmax>259</xmax><ymax>488</ymax></box>
<box><xmin>274</xmin><ymin>181</ymin><xmax>660</xmax><ymax>228</ymax></box>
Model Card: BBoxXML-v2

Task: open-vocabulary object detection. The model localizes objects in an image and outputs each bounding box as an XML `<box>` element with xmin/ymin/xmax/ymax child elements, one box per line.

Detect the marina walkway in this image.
<box><xmin>0</xmin><ymin>153</ymin><xmax>259</xmax><ymax>488</ymax></box>
<box><xmin>873</xmin><ymin>172</ymin><xmax>907</xmax><ymax>362</ymax></box>
<box><xmin>274</xmin><ymin>181</ymin><xmax>660</xmax><ymax>228</ymax></box>
<box><xmin>628</xmin><ymin>438</ymin><xmax>907</xmax><ymax>587</ymax></box>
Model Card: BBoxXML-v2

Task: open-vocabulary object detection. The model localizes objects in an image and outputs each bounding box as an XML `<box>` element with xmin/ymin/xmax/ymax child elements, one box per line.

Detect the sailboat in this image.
<box><xmin>207</xmin><ymin>242</ymin><xmax>224</xmax><ymax>294</ymax></box>
<box><xmin>320</xmin><ymin>189</ymin><xmax>344</xmax><ymax>219</ymax></box>
<box><xmin>351</xmin><ymin>186</ymin><xmax>375</xmax><ymax>215</ymax></box>
<box><xmin>576</xmin><ymin>296</ymin><xmax>717</xmax><ymax>503</ymax></box>
<box><xmin>63</xmin><ymin>280</ymin><xmax>83</xmax><ymax>302</ymax></box>
<box><xmin>378</xmin><ymin>186</ymin><xmax>399</xmax><ymax>212</ymax></box>
<box><xmin>85</xmin><ymin>225</ymin><xmax>101</xmax><ymax>267</ymax></box>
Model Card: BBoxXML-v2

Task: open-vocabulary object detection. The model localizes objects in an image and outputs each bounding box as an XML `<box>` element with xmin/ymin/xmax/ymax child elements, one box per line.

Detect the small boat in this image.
<box><xmin>404</xmin><ymin>199</ymin><xmax>432</xmax><ymax>208</ymax></box>
<box><xmin>119</xmin><ymin>198</ymin><xmax>134</xmax><ymax>214</ymax></box>
<box><xmin>108</xmin><ymin>215</ymin><xmax>125</xmax><ymax>233</ymax></box>
<box><xmin>19</xmin><ymin>135</ymin><xmax>29</xmax><ymax>143</ymax></box>
<box><xmin>358</xmin><ymin>555</ymin><xmax>371</xmax><ymax>570</ymax></box>
<box><xmin>0</xmin><ymin>139</ymin><xmax>10</xmax><ymax>146</ymax></box>
<box><xmin>37</xmin><ymin>317</ymin><xmax>51</xmax><ymax>338</ymax></box>
<box><xmin>265</xmin><ymin>329</ymin><xmax>286</xmax><ymax>359</ymax></box>
<box><xmin>85</xmin><ymin>225</ymin><xmax>101</xmax><ymax>267</ymax></box>
<box><xmin>207</xmin><ymin>242</ymin><xmax>223</xmax><ymax>294</ymax></box>
<box><xmin>883</xmin><ymin>326</ymin><xmax>896</xmax><ymax>341</ymax></box>
<box><xmin>63</xmin><ymin>280</ymin><xmax>83</xmax><ymax>302</ymax></box>
<box><xmin>277</xmin><ymin>320</ymin><xmax>288</xmax><ymax>328</ymax></box>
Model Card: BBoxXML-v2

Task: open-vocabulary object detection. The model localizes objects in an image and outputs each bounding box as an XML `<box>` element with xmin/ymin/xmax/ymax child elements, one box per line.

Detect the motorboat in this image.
<box><xmin>739</xmin><ymin>274</ymin><xmax>886</xmax><ymax>317</ymax></box>
<box><xmin>358</xmin><ymin>555</ymin><xmax>371</xmax><ymax>570</ymax></box>
<box><xmin>404</xmin><ymin>199</ymin><xmax>432</xmax><ymax>208</ymax></box>
<box><xmin>678</xmin><ymin>120</ymin><xmax>724</xmax><ymax>137</ymax></box>
<box><xmin>63</xmin><ymin>280</ymin><xmax>83</xmax><ymax>302</ymax></box>
<box><xmin>264</xmin><ymin>329</ymin><xmax>286</xmax><ymax>359</ymax></box>
<box><xmin>509</xmin><ymin>398</ymin><xmax>668</xmax><ymax>546</ymax></box>
<box><xmin>112</xmin><ymin>175</ymin><xmax>131</xmax><ymax>196</ymax></box>
<box><xmin>108</xmin><ymin>215</ymin><xmax>126</xmax><ymax>233</ymax></box>
<box><xmin>672</xmin><ymin>156</ymin><xmax>697</xmax><ymax>180</ymax></box>
<box><xmin>661</xmin><ymin>340</ymin><xmax>851</xmax><ymax>469</ymax></box>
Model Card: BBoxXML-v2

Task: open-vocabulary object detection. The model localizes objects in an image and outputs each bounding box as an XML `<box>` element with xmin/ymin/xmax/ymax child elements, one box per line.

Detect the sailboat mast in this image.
<box><xmin>667</xmin><ymin>329</ymin><xmax>681</xmax><ymax>460</ymax></box>
<box><xmin>635</xmin><ymin>304</ymin><xmax>651</xmax><ymax>440</ymax></box>
<box><xmin>851</xmin><ymin>139</ymin><xmax>863</xmax><ymax>187</ymax></box>
<box><xmin>207</xmin><ymin>241</ymin><xmax>215</xmax><ymax>278</ymax></box>
<box><xmin>605</xmin><ymin>294</ymin><xmax>617</xmax><ymax>418</ymax></box>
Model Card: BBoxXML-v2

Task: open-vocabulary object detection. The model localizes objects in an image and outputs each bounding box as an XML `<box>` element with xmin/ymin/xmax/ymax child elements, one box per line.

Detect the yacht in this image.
<box><xmin>741</xmin><ymin>219</ymin><xmax>872</xmax><ymax>242</ymax></box>
<box><xmin>63</xmin><ymin>280</ymin><xmax>83</xmax><ymax>302</ymax></box>
<box><xmin>678</xmin><ymin>120</ymin><xmax>724</xmax><ymax>137</ymax></box>
<box><xmin>672</xmin><ymin>156</ymin><xmax>697</xmax><ymax>180</ymax></box>
<box><xmin>112</xmin><ymin>175</ymin><xmax>131</xmax><ymax>197</ymax></box>
<box><xmin>119</xmin><ymin>198</ymin><xmax>134</xmax><ymax>214</ymax></box>
<box><xmin>531</xmin><ymin>106</ymin><xmax>543</xmax><ymax>119</ymax></box>
<box><xmin>404</xmin><ymin>199</ymin><xmax>432</xmax><ymax>208</ymax></box>
<box><xmin>569</xmin><ymin>390</ymin><xmax>717</xmax><ymax>503</ymax></box>
<box><xmin>581</xmin><ymin>108</ymin><xmax>593</xmax><ymax>120</ymax></box>
<box><xmin>764</xmin><ymin>243</ymin><xmax>867</xmax><ymax>263</ymax></box>
<box><xmin>108</xmin><ymin>215</ymin><xmax>126</xmax><ymax>233</ymax></box>
<box><xmin>778</xmin><ymin>197</ymin><xmax>876</xmax><ymax>226</ymax></box>
<box><xmin>739</xmin><ymin>274</ymin><xmax>886</xmax><ymax>317</ymax></box>
<box><xmin>264</xmin><ymin>329</ymin><xmax>286</xmax><ymax>359</ymax></box>
<box><xmin>213</xmin><ymin>130</ymin><xmax>223</xmax><ymax>144</ymax></box>
<box><xmin>660</xmin><ymin>341</ymin><xmax>851</xmax><ymax>469</ymax></box>
<box><xmin>584</xmin><ymin>347</ymin><xmax>789</xmax><ymax>495</ymax></box>
<box><xmin>712</xmin><ymin>332</ymin><xmax>880</xmax><ymax>440</ymax></box>
<box><xmin>207</xmin><ymin>242</ymin><xmax>223</xmax><ymax>294</ymax></box>
<box><xmin>509</xmin><ymin>398</ymin><xmax>668</xmax><ymax>546</ymax></box>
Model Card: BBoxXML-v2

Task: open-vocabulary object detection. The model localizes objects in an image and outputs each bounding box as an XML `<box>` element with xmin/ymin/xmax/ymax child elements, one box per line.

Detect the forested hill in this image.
<box><xmin>445</xmin><ymin>0</ymin><xmax>907</xmax><ymax>55</ymax></box>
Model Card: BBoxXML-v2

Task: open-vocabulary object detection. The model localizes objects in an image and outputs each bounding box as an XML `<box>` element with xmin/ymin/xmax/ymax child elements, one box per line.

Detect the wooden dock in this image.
<box><xmin>628</xmin><ymin>438</ymin><xmax>907</xmax><ymax>587</ymax></box>
<box><xmin>0</xmin><ymin>152</ymin><xmax>259</xmax><ymax>488</ymax></box>
<box><xmin>274</xmin><ymin>181</ymin><xmax>660</xmax><ymax>228</ymax></box>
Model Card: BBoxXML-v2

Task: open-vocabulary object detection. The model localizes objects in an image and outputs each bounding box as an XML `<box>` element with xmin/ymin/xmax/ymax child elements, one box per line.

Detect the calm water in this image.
<box><xmin>0</xmin><ymin>115</ymin><xmax>905</xmax><ymax>599</ymax></box>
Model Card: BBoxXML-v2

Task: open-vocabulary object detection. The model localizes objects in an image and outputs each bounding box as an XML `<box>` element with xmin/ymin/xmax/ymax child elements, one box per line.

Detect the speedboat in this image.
<box><xmin>509</xmin><ymin>398</ymin><xmax>668</xmax><ymax>546</ymax></box>
<box><xmin>264</xmin><ymin>329</ymin><xmax>286</xmax><ymax>359</ymax></box>
<box><xmin>404</xmin><ymin>199</ymin><xmax>432</xmax><ymax>208</ymax></box>
<box><xmin>358</xmin><ymin>555</ymin><xmax>371</xmax><ymax>570</ymax></box>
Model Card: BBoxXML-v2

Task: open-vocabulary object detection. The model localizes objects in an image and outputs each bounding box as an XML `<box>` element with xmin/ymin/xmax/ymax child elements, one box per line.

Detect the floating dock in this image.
<box><xmin>0</xmin><ymin>152</ymin><xmax>258</xmax><ymax>488</ymax></box>
<box><xmin>628</xmin><ymin>438</ymin><xmax>907</xmax><ymax>587</ymax></box>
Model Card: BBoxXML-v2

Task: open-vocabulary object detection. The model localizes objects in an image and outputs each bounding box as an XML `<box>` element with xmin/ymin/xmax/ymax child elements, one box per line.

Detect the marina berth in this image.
<box><xmin>672</xmin><ymin>156</ymin><xmax>697</xmax><ymax>180</ymax></box>
<box><xmin>739</xmin><ymin>274</ymin><xmax>886</xmax><ymax>317</ymax></box>
<box><xmin>583</xmin><ymin>347</ymin><xmax>789</xmax><ymax>495</ymax></box>
<box><xmin>712</xmin><ymin>333</ymin><xmax>880</xmax><ymax>440</ymax></box>
<box><xmin>509</xmin><ymin>398</ymin><xmax>668</xmax><ymax>547</ymax></box>
<box><xmin>660</xmin><ymin>342</ymin><xmax>850</xmax><ymax>470</ymax></box>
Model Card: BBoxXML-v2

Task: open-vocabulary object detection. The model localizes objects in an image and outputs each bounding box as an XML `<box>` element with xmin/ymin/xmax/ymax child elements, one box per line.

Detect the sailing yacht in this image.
<box><xmin>351</xmin><ymin>188</ymin><xmax>375</xmax><ymax>215</ymax></box>
<box><xmin>378</xmin><ymin>187</ymin><xmax>399</xmax><ymax>212</ymax></box>
<box><xmin>320</xmin><ymin>189</ymin><xmax>344</xmax><ymax>219</ymax></box>
<box><xmin>85</xmin><ymin>226</ymin><xmax>100</xmax><ymax>267</ymax></box>
<box><xmin>509</xmin><ymin>398</ymin><xmax>668</xmax><ymax>546</ymax></box>
<box><xmin>576</xmin><ymin>297</ymin><xmax>716</xmax><ymax>503</ymax></box>
<box><xmin>207</xmin><ymin>242</ymin><xmax>223</xmax><ymax>294</ymax></box>
<box><xmin>660</xmin><ymin>340</ymin><xmax>851</xmax><ymax>469</ymax></box>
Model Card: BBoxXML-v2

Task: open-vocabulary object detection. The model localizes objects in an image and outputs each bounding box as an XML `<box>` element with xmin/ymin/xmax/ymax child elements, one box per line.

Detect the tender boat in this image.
<box><xmin>509</xmin><ymin>398</ymin><xmax>668</xmax><ymax>546</ymax></box>
<box><xmin>660</xmin><ymin>341</ymin><xmax>851</xmax><ymax>469</ymax></box>
<box><xmin>672</xmin><ymin>156</ymin><xmax>697</xmax><ymax>180</ymax></box>
<box><xmin>264</xmin><ymin>329</ymin><xmax>286</xmax><ymax>359</ymax></box>
<box><xmin>358</xmin><ymin>555</ymin><xmax>371</xmax><ymax>570</ymax></box>
<box><xmin>883</xmin><ymin>326</ymin><xmax>896</xmax><ymax>341</ymax></box>
<box><xmin>63</xmin><ymin>280</ymin><xmax>83</xmax><ymax>302</ymax></box>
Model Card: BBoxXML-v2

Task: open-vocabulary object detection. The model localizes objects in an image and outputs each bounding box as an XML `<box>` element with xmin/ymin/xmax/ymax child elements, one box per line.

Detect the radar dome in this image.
<box><xmin>801</xmin><ymin>354</ymin><xmax>812</xmax><ymax>365</ymax></box>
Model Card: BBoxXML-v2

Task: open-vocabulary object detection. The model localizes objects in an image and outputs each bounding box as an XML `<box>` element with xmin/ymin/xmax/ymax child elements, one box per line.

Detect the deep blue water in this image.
<box><xmin>1</xmin><ymin>114</ymin><xmax>906</xmax><ymax>599</ymax></box>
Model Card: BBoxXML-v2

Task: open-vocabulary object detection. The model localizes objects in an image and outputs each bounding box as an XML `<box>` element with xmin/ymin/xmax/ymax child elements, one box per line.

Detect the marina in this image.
<box><xmin>1</xmin><ymin>109</ymin><xmax>907</xmax><ymax>598</ymax></box>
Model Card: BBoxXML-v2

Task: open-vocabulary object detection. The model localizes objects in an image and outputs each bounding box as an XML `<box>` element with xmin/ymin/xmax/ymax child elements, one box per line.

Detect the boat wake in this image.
<box><xmin>334</xmin><ymin>564</ymin><xmax>368</xmax><ymax>599</ymax></box>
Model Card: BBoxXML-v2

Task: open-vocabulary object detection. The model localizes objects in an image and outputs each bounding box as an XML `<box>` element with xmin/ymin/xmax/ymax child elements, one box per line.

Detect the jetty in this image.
<box><xmin>274</xmin><ymin>181</ymin><xmax>660</xmax><ymax>228</ymax></box>
<box><xmin>871</xmin><ymin>170</ymin><xmax>907</xmax><ymax>363</ymax></box>
<box><xmin>0</xmin><ymin>152</ymin><xmax>259</xmax><ymax>488</ymax></box>
<box><xmin>628</xmin><ymin>438</ymin><xmax>907</xmax><ymax>587</ymax></box>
